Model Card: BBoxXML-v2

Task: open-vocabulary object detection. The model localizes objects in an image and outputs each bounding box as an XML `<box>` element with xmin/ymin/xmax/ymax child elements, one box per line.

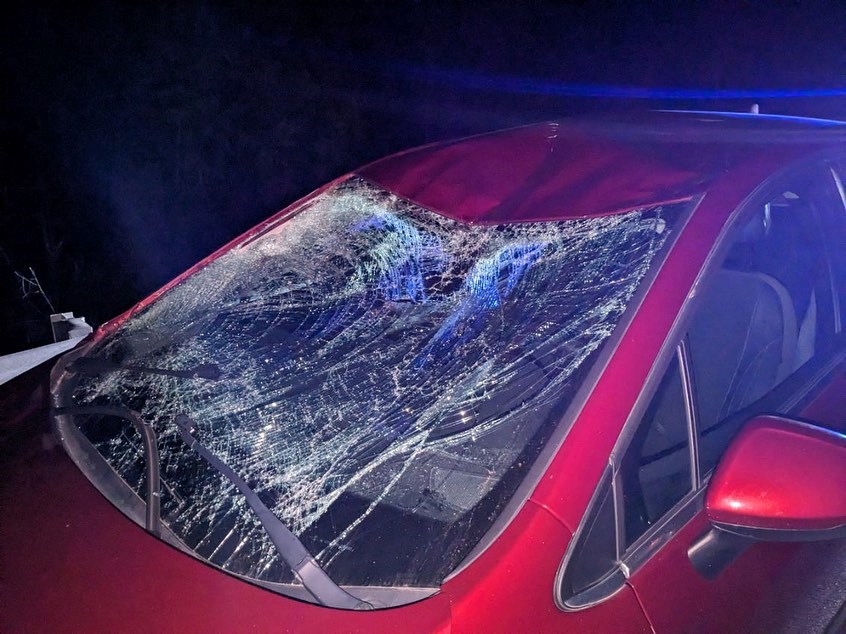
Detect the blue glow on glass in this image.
<box><xmin>465</xmin><ymin>243</ymin><xmax>546</xmax><ymax>309</ymax></box>
<box><xmin>414</xmin><ymin>242</ymin><xmax>546</xmax><ymax>368</ymax></box>
<box><xmin>350</xmin><ymin>213</ymin><xmax>446</xmax><ymax>304</ymax></box>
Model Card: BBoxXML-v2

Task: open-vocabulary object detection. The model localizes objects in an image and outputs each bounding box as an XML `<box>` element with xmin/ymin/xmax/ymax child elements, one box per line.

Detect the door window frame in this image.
<box><xmin>557</xmin><ymin>156</ymin><xmax>846</xmax><ymax>610</ymax></box>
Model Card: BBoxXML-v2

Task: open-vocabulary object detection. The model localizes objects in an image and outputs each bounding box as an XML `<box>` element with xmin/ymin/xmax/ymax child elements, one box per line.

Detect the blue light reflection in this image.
<box><xmin>388</xmin><ymin>61</ymin><xmax>846</xmax><ymax>100</ymax></box>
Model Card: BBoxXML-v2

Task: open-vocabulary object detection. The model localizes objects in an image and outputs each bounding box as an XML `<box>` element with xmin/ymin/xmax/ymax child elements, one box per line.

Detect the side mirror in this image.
<box><xmin>705</xmin><ymin>415</ymin><xmax>846</xmax><ymax>541</ymax></box>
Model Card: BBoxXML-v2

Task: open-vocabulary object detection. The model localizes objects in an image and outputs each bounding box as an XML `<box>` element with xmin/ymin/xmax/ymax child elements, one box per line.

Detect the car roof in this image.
<box><xmin>358</xmin><ymin>110</ymin><xmax>846</xmax><ymax>223</ymax></box>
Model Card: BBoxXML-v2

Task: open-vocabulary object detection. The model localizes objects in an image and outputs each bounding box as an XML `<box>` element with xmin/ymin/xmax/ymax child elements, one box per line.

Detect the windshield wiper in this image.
<box><xmin>53</xmin><ymin>404</ymin><xmax>162</xmax><ymax>537</ymax></box>
<box><xmin>174</xmin><ymin>414</ymin><xmax>372</xmax><ymax>610</ymax></box>
<box><xmin>69</xmin><ymin>356</ymin><xmax>221</xmax><ymax>380</ymax></box>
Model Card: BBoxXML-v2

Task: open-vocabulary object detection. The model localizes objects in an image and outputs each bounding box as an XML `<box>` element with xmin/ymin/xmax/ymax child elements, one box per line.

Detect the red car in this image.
<box><xmin>3</xmin><ymin>111</ymin><xmax>846</xmax><ymax>632</ymax></box>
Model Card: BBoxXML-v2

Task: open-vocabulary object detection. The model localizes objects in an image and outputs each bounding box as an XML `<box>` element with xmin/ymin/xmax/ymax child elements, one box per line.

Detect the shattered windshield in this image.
<box><xmin>59</xmin><ymin>177</ymin><xmax>683</xmax><ymax>594</ymax></box>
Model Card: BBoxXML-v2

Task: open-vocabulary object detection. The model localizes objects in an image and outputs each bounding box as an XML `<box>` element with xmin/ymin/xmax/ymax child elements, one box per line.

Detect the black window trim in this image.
<box><xmin>679</xmin><ymin>336</ymin><xmax>701</xmax><ymax>489</ymax></box>
<box><xmin>557</xmin><ymin>345</ymin><xmax>702</xmax><ymax>610</ymax></box>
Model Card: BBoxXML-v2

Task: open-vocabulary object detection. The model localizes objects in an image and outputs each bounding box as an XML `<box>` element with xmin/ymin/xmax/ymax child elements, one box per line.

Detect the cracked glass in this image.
<box><xmin>59</xmin><ymin>177</ymin><xmax>684</xmax><ymax>591</ymax></box>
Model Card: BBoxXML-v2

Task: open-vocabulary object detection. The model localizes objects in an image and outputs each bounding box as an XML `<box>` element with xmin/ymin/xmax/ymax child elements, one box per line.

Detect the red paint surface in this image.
<box><xmin>443</xmin><ymin>501</ymin><xmax>651</xmax><ymax>634</ymax></box>
<box><xmin>706</xmin><ymin>416</ymin><xmax>846</xmax><ymax>531</ymax></box>
<box><xmin>626</xmin><ymin>512</ymin><xmax>801</xmax><ymax>633</ymax></box>
<box><xmin>359</xmin><ymin>122</ymin><xmax>705</xmax><ymax>223</ymax></box>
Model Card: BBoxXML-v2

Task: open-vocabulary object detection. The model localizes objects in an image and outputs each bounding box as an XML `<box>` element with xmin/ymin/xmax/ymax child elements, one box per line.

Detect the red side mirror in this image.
<box><xmin>705</xmin><ymin>415</ymin><xmax>846</xmax><ymax>541</ymax></box>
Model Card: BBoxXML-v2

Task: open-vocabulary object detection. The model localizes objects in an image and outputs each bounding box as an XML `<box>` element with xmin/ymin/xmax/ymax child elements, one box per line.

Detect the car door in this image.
<box><xmin>622</xmin><ymin>161</ymin><xmax>846</xmax><ymax>632</ymax></box>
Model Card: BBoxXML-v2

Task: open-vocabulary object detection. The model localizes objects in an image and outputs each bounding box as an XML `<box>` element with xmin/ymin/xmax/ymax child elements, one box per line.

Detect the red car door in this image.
<box><xmin>624</xmin><ymin>163</ymin><xmax>846</xmax><ymax>632</ymax></box>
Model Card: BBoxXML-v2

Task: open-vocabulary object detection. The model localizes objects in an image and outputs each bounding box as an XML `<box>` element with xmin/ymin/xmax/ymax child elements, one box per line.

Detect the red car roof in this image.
<box><xmin>358</xmin><ymin>111</ymin><xmax>846</xmax><ymax>223</ymax></box>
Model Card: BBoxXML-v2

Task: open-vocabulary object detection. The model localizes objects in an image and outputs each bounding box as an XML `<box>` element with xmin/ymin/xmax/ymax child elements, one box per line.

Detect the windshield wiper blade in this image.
<box><xmin>69</xmin><ymin>356</ymin><xmax>221</xmax><ymax>380</ymax></box>
<box><xmin>174</xmin><ymin>414</ymin><xmax>371</xmax><ymax>610</ymax></box>
<box><xmin>53</xmin><ymin>404</ymin><xmax>162</xmax><ymax>537</ymax></box>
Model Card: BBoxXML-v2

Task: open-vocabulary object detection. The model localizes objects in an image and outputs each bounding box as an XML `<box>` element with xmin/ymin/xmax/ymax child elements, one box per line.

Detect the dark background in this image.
<box><xmin>2</xmin><ymin>1</ymin><xmax>845</xmax><ymax>355</ymax></box>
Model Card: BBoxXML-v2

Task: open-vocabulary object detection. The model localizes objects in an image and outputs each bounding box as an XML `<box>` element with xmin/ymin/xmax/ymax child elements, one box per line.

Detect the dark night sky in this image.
<box><xmin>2</xmin><ymin>1</ymin><xmax>845</xmax><ymax>354</ymax></box>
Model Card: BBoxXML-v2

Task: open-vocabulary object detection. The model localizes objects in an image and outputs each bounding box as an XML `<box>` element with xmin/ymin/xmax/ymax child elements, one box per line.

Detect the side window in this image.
<box><xmin>557</xmin><ymin>468</ymin><xmax>621</xmax><ymax>608</ymax></box>
<box><xmin>620</xmin><ymin>353</ymin><xmax>691</xmax><ymax>547</ymax></box>
<box><xmin>688</xmin><ymin>171</ymin><xmax>839</xmax><ymax>475</ymax></box>
<box><xmin>561</xmin><ymin>354</ymin><xmax>692</xmax><ymax>603</ymax></box>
